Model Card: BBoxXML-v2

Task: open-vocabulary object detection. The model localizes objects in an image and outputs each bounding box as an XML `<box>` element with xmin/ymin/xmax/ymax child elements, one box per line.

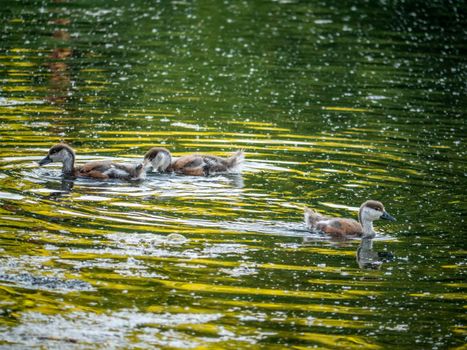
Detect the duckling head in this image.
<box><xmin>39</xmin><ymin>143</ymin><xmax>75</xmax><ymax>166</ymax></box>
<box><xmin>359</xmin><ymin>200</ymin><xmax>396</xmax><ymax>237</ymax></box>
<box><xmin>142</xmin><ymin>147</ymin><xmax>172</xmax><ymax>172</ymax></box>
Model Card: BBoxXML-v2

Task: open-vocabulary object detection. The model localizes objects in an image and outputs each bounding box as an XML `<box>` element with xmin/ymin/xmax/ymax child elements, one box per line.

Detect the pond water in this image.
<box><xmin>0</xmin><ymin>0</ymin><xmax>466</xmax><ymax>349</ymax></box>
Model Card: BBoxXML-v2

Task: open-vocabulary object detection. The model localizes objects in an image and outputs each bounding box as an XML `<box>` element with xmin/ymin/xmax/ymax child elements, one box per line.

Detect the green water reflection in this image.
<box><xmin>0</xmin><ymin>0</ymin><xmax>466</xmax><ymax>349</ymax></box>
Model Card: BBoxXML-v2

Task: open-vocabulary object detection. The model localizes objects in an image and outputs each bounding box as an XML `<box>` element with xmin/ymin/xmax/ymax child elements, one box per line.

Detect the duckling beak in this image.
<box><xmin>38</xmin><ymin>155</ymin><xmax>52</xmax><ymax>166</ymax></box>
<box><xmin>381</xmin><ymin>211</ymin><xmax>396</xmax><ymax>221</ymax></box>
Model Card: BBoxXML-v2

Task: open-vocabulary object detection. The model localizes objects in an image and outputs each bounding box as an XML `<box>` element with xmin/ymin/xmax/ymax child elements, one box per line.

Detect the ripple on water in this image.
<box><xmin>0</xmin><ymin>191</ymin><xmax>24</xmax><ymax>200</ymax></box>
<box><xmin>0</xmin><ymin>256</ymin><xmax>93</xmax><ymax>293</ymax></box>
<box><xmin>0</xmin><ymin>310</ymin><xmax>224</xmax><ymax>349</ymax></box>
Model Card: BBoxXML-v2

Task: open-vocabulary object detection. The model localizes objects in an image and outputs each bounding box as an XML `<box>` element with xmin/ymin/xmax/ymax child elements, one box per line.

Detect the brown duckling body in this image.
<box><xmin>143</xmin><ymin>147</ymin><xmax>244</xmax><ymax>176</ymax></box>
<box><xmin>38</xmin><ymin>143</ymin><xmax>145</xmax><ymax>180</ymax></box>
<box><xmin>304</xmin><ymin>200</ymin><xmax>395</xmax><ymax>238</ymax></box>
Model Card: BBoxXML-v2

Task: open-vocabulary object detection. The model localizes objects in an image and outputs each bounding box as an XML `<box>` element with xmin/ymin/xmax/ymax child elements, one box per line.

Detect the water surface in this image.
<box><xmin>0</xmin><ymin>1</ymin><xmax>466</xmax><ymax>349</ymax></box>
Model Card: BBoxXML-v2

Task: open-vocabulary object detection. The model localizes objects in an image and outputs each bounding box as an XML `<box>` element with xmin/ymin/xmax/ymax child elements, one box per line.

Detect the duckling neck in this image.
<box><xmin>62</xmin><ymin>152</ymin><xmax>75</xmax><ymax>175</ymax></box>
<box><xmin>361</xmin><ymin>220</ymin><xmax>374</xmax><ymax>236</ymax></box>
<box><xmin>155</xmin><ymin>151</ymin><xmax>172</xmax><ymax>172</ymax></box>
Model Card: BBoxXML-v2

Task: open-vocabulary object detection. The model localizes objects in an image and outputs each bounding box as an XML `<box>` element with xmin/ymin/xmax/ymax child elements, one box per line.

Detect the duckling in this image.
<box><xmin>304</xmin><ymin>200</ymin><xmax>395</xmax><ymax>238</ymax></box>
<box><xmin>38</xmin><ymin>143</ymin><xmax>145</xmax><ymax>180</ymax></box>
<box><xmin>142</xmin><ymin>147</ymin><xmax>244</xmax><ymax>176</ymax></box>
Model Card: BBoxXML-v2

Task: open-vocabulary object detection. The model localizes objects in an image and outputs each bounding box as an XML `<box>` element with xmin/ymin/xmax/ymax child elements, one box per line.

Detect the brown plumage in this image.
<box><xmin>304</xmin><ymin>200</ymin><xmax>395</xmax><ymax>238</ymax></box>
<box><xmin>38</xmin><ymin>143</ymin><xmax>145</xmax><ymax>180</ymax></box>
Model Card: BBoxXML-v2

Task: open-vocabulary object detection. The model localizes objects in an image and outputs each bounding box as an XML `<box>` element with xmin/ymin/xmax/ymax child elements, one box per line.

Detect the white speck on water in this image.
<box><xmin>367</xmin><ymin>95</ymin><xmax>387</xmax><ymax>100</ymax></box>
<box><xmin>314</xmin><ymin>19</ymin><xmax>333</xmax><ymax>24</ymax></box>
<box><xmin>171</xmin><ymin>122</ymin><xmax>203</xmax><ymax>130</ymax></box>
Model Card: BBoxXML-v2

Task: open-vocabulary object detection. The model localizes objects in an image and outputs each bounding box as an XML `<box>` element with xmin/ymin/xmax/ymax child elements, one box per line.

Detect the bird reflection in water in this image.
<box><xmin>47</xmin><ymin>14</ymin><xmax>73</xmax><ymax>105</ymax></box>
<box><xmin>226</xmin><ymin>173</ymin><xmax>244</xmax><ymax>188</ymax></box>
<box><xmin>44</xmin><ymin>178</ymin><xmax>75</xmax><ymax>198</ymax></box>
<box><xmin>356</xmin><ymin>237</ymin><xmax>394</xmax><ymax>270</ymax></box>
<box><xmin>39</xmin><ymin>178</ymin><xmax>75</xmax><ymax>198</ymax></box>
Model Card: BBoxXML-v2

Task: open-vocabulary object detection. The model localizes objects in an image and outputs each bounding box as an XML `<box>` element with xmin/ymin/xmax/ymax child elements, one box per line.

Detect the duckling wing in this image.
<box><xmin>75</xmin><ymin>161</ymin><xmax>114</xmax><ymax>179</ymax></box>
<box><xmin>172</xmin><ymin>153</ymin><xmax>241</xmax><ymax>176</ymax></box>
<box><xmin>202</xmin><ymin>155</ymin><xmax>230</xmax><ymax>173</ymax></box>
<box><xmin>172</xmin><ymin>155</ymin><xmax>206</xmax><ymax>176</ymax></box>
<box><xmin>77</xmin><ymin>161</ymin><xmax>140</xmax><ymax>180</ymax></box>
<box><xmin>111</xmin><ymin>163</ymin><xmax>145</xmax><ymax>179</ymax></box>
<box><xmin>316</xmin><ymin>218</ymin><xmax>363</xmax><ymax>237</ymax></box>
<box><xmin>203</xmin><ymin>153</ymin><xmax>244</xmax><ymax>173</ymax></box>
<box><xmin>172</xmin><ymin>155</ymin><xmax>201</xmax><ymax>169</ymax></box>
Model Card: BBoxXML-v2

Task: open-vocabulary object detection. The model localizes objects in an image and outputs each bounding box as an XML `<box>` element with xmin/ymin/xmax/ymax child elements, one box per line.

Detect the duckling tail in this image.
<box><xmin>304</xmin><ymin>207</ymin><xmax>323</xmax><ymax>230</ymax></box>
<box><xmin>227</xmin><ymin>150</ymin><xmax>245</xmax><ymax>170</ymax></box>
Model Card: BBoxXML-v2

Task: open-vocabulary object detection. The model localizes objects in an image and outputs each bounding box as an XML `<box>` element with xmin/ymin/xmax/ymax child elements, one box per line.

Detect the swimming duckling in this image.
<box><xmin>142</xmin><ymin>147</ymin><xmax>244</xmax><ymax>176</ymax></box>
<box><xmin>38</xmin><ymin>143</ymin><xmax>145</xmax><ymax>180</ymax></box>
<box><xmin>304</xmin><ymin>200</ymin><xmax>395</xmax><ymax>238</ymax></box>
